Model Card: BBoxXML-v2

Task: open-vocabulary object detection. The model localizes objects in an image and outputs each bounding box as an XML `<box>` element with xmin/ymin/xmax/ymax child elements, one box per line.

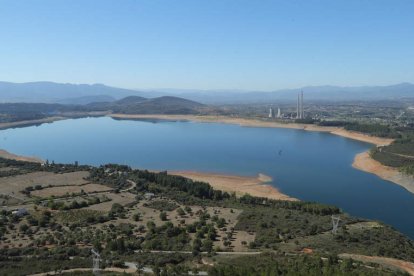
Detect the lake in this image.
<box><xmin>1</xmin><ymin>116</ymin><xmax>414</xmax><ymax>238</ymax></box>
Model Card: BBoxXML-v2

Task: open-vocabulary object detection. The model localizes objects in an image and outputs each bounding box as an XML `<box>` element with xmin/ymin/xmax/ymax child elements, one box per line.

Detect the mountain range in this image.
<box><xmin>0</xmin><ymin>81</ymin><xmax>414</xmax><ymax>105</ymax></box>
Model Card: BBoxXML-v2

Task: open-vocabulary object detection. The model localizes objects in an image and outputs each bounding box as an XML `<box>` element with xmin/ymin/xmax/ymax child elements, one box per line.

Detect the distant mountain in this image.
<box><xmin>0</xmin><ymin>81</ymin><xmax>150</xmax><ymax>103</ymax></box>
<box><xmin>1</xmin><ymin>81</ymin><xmax>414</xmax><ymax>105</ymax></box>
<box><xmin>150</xmin><ymin>83</ymin><xmax>414</xmax><ymax>104</ymax></box>
<box><xmin>115</xmin><ymin>96</ymin><xmax>147</xmax><ymax>105</ymax></box>
<box><xmin>56</xmin><ymin>95</ymin><xmax>116</xmax><ymax>105</ymax></box>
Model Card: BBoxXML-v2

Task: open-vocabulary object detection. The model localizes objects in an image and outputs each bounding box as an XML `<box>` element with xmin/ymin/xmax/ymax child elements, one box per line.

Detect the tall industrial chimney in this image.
<box><xmin>301</xmin><ymin>90</ymin><xmax>304</xmax><ymax>119</ymax></box>
<box><xmin>297</xmin><ymin>94</ymin><xmax>300</xmax><ymax>119</ymax></box>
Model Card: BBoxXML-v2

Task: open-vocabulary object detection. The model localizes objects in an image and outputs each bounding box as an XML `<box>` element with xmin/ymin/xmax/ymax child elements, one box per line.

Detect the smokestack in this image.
<box><xmin>301</xmin><ymin>90</ymin><xmax>304</xmax><ymax>119</ymax></box>
<box><xmin>297</xmin><ymin>94</ymin><xmax>300</xmax><ymax>119</ymax></box>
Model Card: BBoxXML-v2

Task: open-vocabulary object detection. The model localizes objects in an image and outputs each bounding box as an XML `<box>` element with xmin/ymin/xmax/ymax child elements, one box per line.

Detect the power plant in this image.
<box><xmin>267</xmin><ymin>92</ymin><xmax>303</xmax><ymax>119</ymax></box>
<box><xmin>269</xmin><ymin>107</ymin><xmax>282</xmax><ymax>119</ymax></box>
<box><xmin>268</xmin><ymin>107</ymin><xmax>275</xmax><ymax>118</ymax></box>
<box><xmin>296</xmin><ymin>90</ymin><xmax>304</xmax><ymax>119</ymax></box>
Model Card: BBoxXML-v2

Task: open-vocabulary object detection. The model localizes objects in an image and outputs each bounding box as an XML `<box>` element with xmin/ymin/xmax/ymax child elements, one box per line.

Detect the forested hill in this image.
<box><xmin>86</xmin><ymin>95</ymin><xmax>206</xmax><ymax>114</ymax></box>
<box><xmin>111</xmin><ymin>96</ymin><xmax>205</xmax><ymax>114</ymax></box>
<box><xmin>0</xmin><ymin>96</ymin><xmax>206</xmax><ymax>123</ymax></box>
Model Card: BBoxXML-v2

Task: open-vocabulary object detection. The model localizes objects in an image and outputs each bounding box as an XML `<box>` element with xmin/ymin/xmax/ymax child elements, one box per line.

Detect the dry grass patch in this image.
<box><xmin>31</xmin><ymin>184</ymin><xmax>112</xmax><ymax>197</ymax></box>
<box><xmin>0</xmin><ymin>171</ymin><xmax>90</xmax><ymax>195</ymax></box>
<box><xmin>86</xmin><ymin>192</ymin><xmax>136</xmax><ymax>212</ymax></box>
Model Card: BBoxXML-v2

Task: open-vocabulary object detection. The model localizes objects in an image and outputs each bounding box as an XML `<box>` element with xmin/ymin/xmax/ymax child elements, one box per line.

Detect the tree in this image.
<box><xmin>177</xmin><ymin>208</ymin><xmax>185</xmax><ymax>217</ymax></box>
<box><xmin>192</xmin><ymin>238</ymin><xmax>202</xmax><ymax>256</ymax></box>
<box><xmin>202</xmin><ymin>239</ymin><xmax>213</xmax><ymax>252</ymax></box>
<box><xmin>133</xmin><ymin>212</ymin><xmax>141</xmax><ymax>221</ymax></box>
<box><xmin>160</xmin><ymin>212</ymin><xmax>167</xmax><ymax>221</ymax></box>
<box><xmin>19</xmin><ymin>224</ymin><xmax>29</xmax><ymax>233</ymax></box>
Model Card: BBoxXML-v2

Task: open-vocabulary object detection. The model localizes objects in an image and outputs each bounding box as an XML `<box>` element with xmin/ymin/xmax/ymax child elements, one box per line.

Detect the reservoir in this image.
<box><xmin>1</xmin><ymin>116</ymin><xmax>413</xmax><ymax>239</ymax></box>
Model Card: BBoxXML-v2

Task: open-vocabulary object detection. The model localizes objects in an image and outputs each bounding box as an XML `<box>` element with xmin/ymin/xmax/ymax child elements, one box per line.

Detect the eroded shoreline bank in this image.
<box><xmin>0</xmin><ymin>149</ymin><xmax>43</xmax><ymax>163</ymax></box>
<box><xmin>353</xmin><ymin>152</ymin><xmax>414</xmax><ymax>194</ymax></box>
<box><xmin>170</xmin><ymin>171</ymin><xmax>298</xmax><ymax>201</ymax></box>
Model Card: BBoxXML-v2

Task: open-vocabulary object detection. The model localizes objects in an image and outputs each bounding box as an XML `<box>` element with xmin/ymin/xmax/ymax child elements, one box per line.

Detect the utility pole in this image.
<box><xmin>331</xmin><ymin>215</ymin><xmax>341</xmax><ymax>235</ymax></box>
<box><xmin>91</xmin><ymin>249</ymin><xmax>101</xmax><ymax>275</ymax></box>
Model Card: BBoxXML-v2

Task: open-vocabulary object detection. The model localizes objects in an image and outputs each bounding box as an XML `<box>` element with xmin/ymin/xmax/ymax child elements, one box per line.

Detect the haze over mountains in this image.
<box><xmin>0</xmin><ymin>81</ymin><xmax>414</xmax><ymax>105</ymax></box>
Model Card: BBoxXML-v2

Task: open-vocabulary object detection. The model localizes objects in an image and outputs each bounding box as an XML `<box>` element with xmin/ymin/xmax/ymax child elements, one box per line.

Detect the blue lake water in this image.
<box><xmin>1</xmin><ymin>117</ymin><xmax>414</xmax><ymax>239</ymax></box>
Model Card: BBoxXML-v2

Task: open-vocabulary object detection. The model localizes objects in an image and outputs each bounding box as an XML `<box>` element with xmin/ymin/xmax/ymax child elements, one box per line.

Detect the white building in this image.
<box><xmin>268</xmin><ymin>107</ymin><xmax>275</xmax><ymax>118</ymax></box>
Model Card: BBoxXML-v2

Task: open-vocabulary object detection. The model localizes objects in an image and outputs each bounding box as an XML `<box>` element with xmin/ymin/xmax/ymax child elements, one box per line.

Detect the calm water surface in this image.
<box><xmin>1</xmin><ymin>117</ymin><xmax>413</xmax><ymax>238</ymax></box>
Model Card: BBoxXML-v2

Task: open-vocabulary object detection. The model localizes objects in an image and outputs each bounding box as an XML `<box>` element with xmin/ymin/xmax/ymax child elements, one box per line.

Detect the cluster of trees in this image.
<box><xmin>0</xmin><ymin>158</ymin><xmax>42</xmax><ymax>174</ymax></box>
<box><xmin>295</xmin><ymin>118</ymin><xmax>317</xmax><ymax>124</ymax></box>
<box><xmin>317</xmin><ymin>120</ymin><xmax>401</xmax><ymax>138</ymax></box>
<box><xmin>144</xmin><ymin>221</ymin><xmax>189</xmax><ymax>251</ymax></box>
<box><xmin>209</xmin><ymin>252</ymin><xmax>401</xmax><ymax>276</ymax></box>
<box><xmin>0</xmin><ymin>103</ymin><xmax>66</xmax><ymax>123</ymax></box>
<box><xmin>2</xmin><ymin>158</ymin><xmax>89</xmax><ymax>176</ymax></box>
<box><xmin>0</xmin><ymin>256</ymin><xmax>91</xmax><ymax>276</ymax></box>
<box><xmin>55</xmin><ymin>209</ymin><xmax>108</xmax><ymax>227</ymax></box>
<box><xmin>344</xmin><ymin>122</ymin><xmax>399</xmax><ymax>138</ymax></box>
<box><xmin>371</xmin><ymin>133</ymin><xmax>414</xmax><ymax>175</ymax></box>
<box><xmin>239</xmin><ymin>194</ymin><xmax>340</xmax><ymax>215</ymax></box>
<box><xmin>43</xmin><ymin>197</ymin><xmax>105</xmax><ymax>211</ymax></box>
<box><xmin>87</xmin><ymin>166</ymin><xmax>130</xmax><ymax>190</ymax></box>
<box><xmin>133</xmin><ymin>170</ymin><xmax>231</xmax><ymax>201</ymax></box>
<box><xmin>233</xmin><ymin>200</ymin><xmax>357</xmax><ymax>249</ymax></box>
<box><xmin>21</xmin><ymin>184</ymin><xmax>43</xmax><ymax>195</ymax></box>
<box><xmin>330</xmin><ymin>226</ymin><xmax>414</xmax><ymax>261</ymax></box>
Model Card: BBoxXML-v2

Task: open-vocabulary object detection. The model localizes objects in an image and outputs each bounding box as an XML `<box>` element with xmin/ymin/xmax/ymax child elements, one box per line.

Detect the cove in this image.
<box><xmin>1</xmin><ymin>117</ymin><xmax>413</xmax><ymax>239</ymax></box>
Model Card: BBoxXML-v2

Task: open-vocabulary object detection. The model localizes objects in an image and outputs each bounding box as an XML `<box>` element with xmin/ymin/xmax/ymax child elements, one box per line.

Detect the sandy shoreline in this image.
<box><xmin>170</xmin><ymin>171</ymin><xmax>297</xmax><ymax>201</ymax></box>
<box><xmin>0</xmin><ymin>149</ymin><xmax>43</xmax><ymax>163</ymax></box>
<box><xmin>353</xmin><ymin>152</ymin><xmax>414</xmax><ymax>194</ymax></box>
<box><xmin>109</xmin><ymin>114</ymin><xmax>394</xmax><ymax>146</ymax></box>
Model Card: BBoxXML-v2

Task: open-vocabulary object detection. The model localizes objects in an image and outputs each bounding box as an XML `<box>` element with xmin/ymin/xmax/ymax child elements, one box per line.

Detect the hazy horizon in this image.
<box><xmin>1</xmin><ymin>0</ymin><xmax>413</xmax><ymax>90</ymax></box>
<box><xmin>1</xmin><ymin>80</ymin><xmax>414</xmax><ymax>94</ymax></box>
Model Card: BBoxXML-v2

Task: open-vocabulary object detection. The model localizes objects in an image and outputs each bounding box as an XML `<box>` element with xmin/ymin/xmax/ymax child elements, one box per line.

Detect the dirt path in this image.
<box><xmin>120</xmin><ymin>179</ymin><xmax>137</xmax><ymax>192</ymax></box>
<box><xmin>339</xmin><ymin>253</ymin><xmax>414</xmax><ymax>275</ymax></box>
<box><xmin>387</xmin><ymin>151</ymin><xmax>414</xmax><ymax>159</ymax></box>
<box><xmin>29</xmin><ymin>266</ymin><xmax>138</xmax><ymax>276</ymax></box>
<box><xmin>135</xmin><ymin>250</ymin><xmax>262</xmax><ymax>255</ymax></box>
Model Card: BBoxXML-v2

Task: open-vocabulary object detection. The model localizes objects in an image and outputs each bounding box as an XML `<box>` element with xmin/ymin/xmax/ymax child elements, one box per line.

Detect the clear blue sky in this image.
<box><xmin>0</xmin><ymin>0</ymin><xmax>413</xmax><ymax>90</ymax></box>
